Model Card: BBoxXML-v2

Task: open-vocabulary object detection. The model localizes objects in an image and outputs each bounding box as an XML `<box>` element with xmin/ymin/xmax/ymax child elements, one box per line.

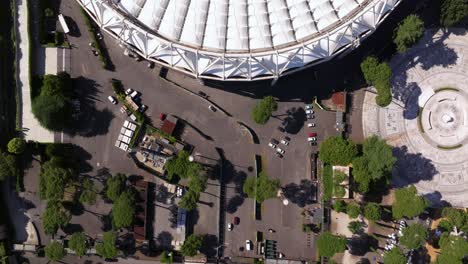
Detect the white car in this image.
<box><xmin>305</xmin><ymin>104</ymin><xmax>313</xmax><ymax>110</ymax></box>
<box><xmin>130</xmin><ymin>90</ymin><xmax>139</xmax><ymax>98</ymax></box>
<box><xmin>276</xmin><ymin>148</ymin><xmax>285</xmax><ymax>154</ymax></box>
<box><xmin>280</xmin><ymin>139</ymin><xmax>289</xmax><ymax>146</ymax></box>
<box><xmin>307</xmin><ymin>123</ymin><xmax>315</xmax><ymax>128</ymax></box>
<box><xmin>268</xmin><ymin>142</ymin><xmax>276</xmax><ymax>149</ymax></box>
<box><xmin>227</xmin><ymin>223</ymin><xmax>233</xmax><ymax>231</ymax></box>
<box><xmin>125</xmin><ymin>88</ymin><xmax>134</xmax><ymax>95</ymax></box>
<box><xmin>307</xmin><ymin>137</ymin><xmax>316</xmax><ymax>142</ymax></box>
<box><xmin>208</xmin><ymin>105</ymin><xmax>217</xmax><ymax>112</ymax></box>
<box><xmin>306</xmin><ymin>109</ymin><xmax>314</xmax><ymax>114</ymax></box>
<box><xmin>245</xmin><ymin>240</ymin><xmax>253</xmax><ymax>251</ymax></box>
<box><xmin>108</xmin><ymin>96</ymin><xmax>117</xmax><ymax>104</ymax></box>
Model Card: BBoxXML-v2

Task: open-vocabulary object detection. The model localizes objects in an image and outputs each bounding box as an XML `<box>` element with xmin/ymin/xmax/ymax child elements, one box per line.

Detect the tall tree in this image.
<box><xmin>178</xmin><ymin>190</ymin><xmax>200</xmax><ymax>211</ymax></box>
<box><xmin>165</xmin><ymin>151</ymin><xmax>191</xmax><ymax>180</ymax></box>
<box><xmin>79</xmin><ymin>178</ymin><xmax>98</xmax><ymax>205</ymax></box>
<box><xmin>346</xmin><ymin>202</ymin><xmax>361</xmax><ymax>219</ymax></box>
<box><xmin>363</xmin><ymin>202</ymin><xmax>381</xmax><ymax>222</ymax></box>
<box><xmin>96</xmin><ymin>231</ymin><xmax>118</xmax><ymax>259</ymax></box>
<box><xmin>42</xmin><ymin>202</ymin><xmax>71</xmax><ymax>235</ymax></box>
<box><xmin>400</xmin><ymin>223</ymin><xmax>428</xmax><ymax>249</ymax></box>
<box><xmin>360</xmin><ymin>57</ymin><xmax>393</xmax><ymax>107</ymax></box>
<box><xmin>0</xmin><ymin>151</ymin><xmax>16</xmax><ymax>180</ymax></box>
<box><xmin>442</xmin><ymin>207</ymin><xmax>467</xmax><ymax>231</ymax></box>
<box><xmin>317</xmin><ymin>232</ymin><xmax>347</xmax><ymax>257</ymax></box>
<box><xmin>394</xmin><ymin>14</ymin><xmax>425</xmax><ymax>53</ymax></box>
<box><xmin>180</xmin><ymin>234</ymin><xmax>203</xmax><ymax>257</ymax></box>
<box><xmin>68</xmin><ymin>232</ymin><xmax>87</xmax><ymax>257</ymax></box>
<box><xmin>440</xmin><ymin>0</ymin><xmax>468</xmax><ymax>27</ymax></box>
<box><xmin>436</xmin><ymin>233</ymin><xmax>468</xmax><ymax>264</ymax></box>
<box><xmin>243</xmin><ymin>172</ymin><xmax>280</xmax><ymax>203</ymax></box>
<box><xmin>392</xmin><ymin>186</ymin><xmax>428</xmax><ymax>219</ymax></box>
<box><xmin>319</xmin><ymin>136</ymin><xmax>358</xmax><ymax>165</ymax></box>
<box><xmin>105</xmin><ymin>173</ymin><xmax>126</xmax><ymax>202</ymax></box>
<box><xmin>251</xmin><ymin>96</ymin><xmax>278</xmax><ymax>124</ymax></box>
<box><xmin>112</xmin><ymin>190</ymin><xmax>135</xmax><ymax>229</ymax></box>
<box><xmin>39</xmin><ymin>160</ymin><xmax>73</xmax><ymax>201</ymax></box>
<box><xmin>45</xmin><ymin>241</ymin><xmax>66</xmax><ymax>262</ymax></box>
<box><xmin>383</xmin><ymin>247</ymin><xmax>406</xmax><ymax>264</ymax></box>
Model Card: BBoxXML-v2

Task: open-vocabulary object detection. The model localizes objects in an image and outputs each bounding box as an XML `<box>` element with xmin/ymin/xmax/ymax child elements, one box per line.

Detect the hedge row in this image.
<box><xmin>80</xmin><ymin>8</ymin><xmax>112</xmax><ymax>70</ymax></box>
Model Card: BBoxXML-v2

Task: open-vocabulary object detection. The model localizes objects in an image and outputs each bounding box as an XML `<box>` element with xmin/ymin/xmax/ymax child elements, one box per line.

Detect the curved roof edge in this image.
<box><xmin>77</xmin><ymin>0</ymin><xmax>401</xmax><ymax>81</ymax></box>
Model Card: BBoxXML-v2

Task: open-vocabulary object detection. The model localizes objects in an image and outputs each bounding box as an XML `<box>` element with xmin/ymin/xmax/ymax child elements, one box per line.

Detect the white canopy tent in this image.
<box><xmin>77</xmin><ymin>0</ymin><xmax>401</xmax><ymax>81</ymax></box>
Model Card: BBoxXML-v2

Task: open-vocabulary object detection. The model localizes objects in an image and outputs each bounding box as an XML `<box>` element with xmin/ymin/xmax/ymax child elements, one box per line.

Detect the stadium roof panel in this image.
<box><xmin>77</xmin><ymin>0</ymin><xmax>401</xmax><ymax>80</ymax></box>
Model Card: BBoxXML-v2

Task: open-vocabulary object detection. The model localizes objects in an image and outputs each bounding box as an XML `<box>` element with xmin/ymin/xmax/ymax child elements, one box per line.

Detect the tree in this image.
<box><xmin>95</xmin><ymin>231</ymin><xmax>118</xmax><ymax>259</ymax></box>
<box><xmin>68</xmin><ymin>232</ymin><xmax>87</xmax><ymax>257</ymax></box>
<box><xmin>0</xmin><ymin>151</ymin><xmax>16</xmax><ymax>180</ymax></box>
<box><xmin>348</xmin><ymin>221</ymin><xmax>364</xmax><ymax>234</ymax></box>
<box><xmin>319</xmin><ymin>136</ymin><xmax>358</xmax><ymax>165</ymax></box>
<box><xmin>363</xmin><ymin>203</ymin><xmax>381</xmax><ymax>222</ymax></box>
<box><xmin>112</xmin><ymin>190</ymin><xmax>135</xmax><ymax>229</ymax></box>
<box><xmin>45</xmin><ymin>241</ymin><xmax>66</xmax><ymax>262</ymax></box>
<box><xmin>42</xmin><ymin>202</ymin><xmax>71</xmax><ymax>235</ymax></box>
<box><xmin>352</xmin><ymin>157</ymin><xmax>371</xmax><ymax>193</ymax></box>
<box><xmin>360</xmin><ymin>57</ymin><xmax>393</xmax><ymax>107</ymax></box>
<box><xmin>243</xmin><ymin>172</ymin><xmax>280</xmax><ymax>203</ymax></box>
<box><xmin>442</xmin><ymin>207</ymin><xmax>467</xmax><ymax>230</ymax></box>
<box><xmin>178</xmin><ymin>190</ymin><xmax>200</xmax><ymax>211</ymax></box>
<box><xmin>41</xmin><ymin>73</ymin><xmax>72</xmax><ymax>98</ymax></box>
<box><xmin>394</xmin><ymin>14</ymin><xmax>424</xmax><ymax>53</ymax></box>
<box><xmin>32</xmin><ymin>94</ymin><xmax>71</xmax><ymax>131</ymax></box>
<box><xmin>392</xmin><ymin>186</ymin><xmax>428</xmax><ymax>219</ymax></box>
<box><xmin>360</xmin><ymin>56</ymin><xmax>380</xmax><ymax>84</ymax></box>
<box><xmin>436</xmin><ymin>233</ymin><xmax>468</xmax><ymax>264</ymax></box>
<box><xmin>383</xmin><ymin>247</ymin><xmax>406</xmax><ymax>264</ymax></box>
<box><xmin>440</xmin><ymin>0</ymin><xmax>468</xmax><ymax>27</ymax></box>
<box><xmin>400</xmin><ymin>223</ymin><xmax>428</xmax><ymax>249</ymax></box>
<box><xmin>187</xmin><ymin>165</ymin><xmax>207</xmax><ymax>193</ymax></box>
<box><xmin>79</xmin><ymin>178</ymin><xmax>98</xmax><ymax>205</ymax></box>
<box><xmin>346</xmin><ymin>202</ymin><xmax>361</xmax><ymax>219</ymax></box>
<box><xmin>333</xmin><ymin>200</ymin><xmax>347</xmax><ymax>213</ymax></box>
<box><xmin>180</xmin><ymin>234</ymin><xmax>203</xmax><ymax>257</ymax></box>
<box><xmin>251</xmin><ymin>96</ymin><xmax>278</xmax><ymax>124</ymax></box>
<box><xmin>161</xmin><ymin>250</ymin><xmax>173</xmax><ymax>263</ymax></box>
<box><xmin>317</xmin><ymin>231</ymin><xmax>347</xmax><ymax>257</ymax></box>
<box><xmin>39</xmin><ymin>160</ymin><xmax>73</xmax><ymax>201</ymax></box>
<box><xmin>7</xmin><ymin>138</ymin><xmax>26</xmax><ymax>154</ymax></box>
<box><xmin>165</xmin><ymin>151</ymin><xmax>191</xmax><ymax>180</ymax></box>
<box><xmin>105</xmin><ymin>173</ymin><xmax>126</xmax><ymax>202</ymax></box>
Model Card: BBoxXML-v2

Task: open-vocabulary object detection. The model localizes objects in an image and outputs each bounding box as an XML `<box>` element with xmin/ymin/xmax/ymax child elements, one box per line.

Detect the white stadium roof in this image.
<box><xmin>77</xmin><ymin>0</ymin><xmax>401</xmax><ymax>81</ymax></box>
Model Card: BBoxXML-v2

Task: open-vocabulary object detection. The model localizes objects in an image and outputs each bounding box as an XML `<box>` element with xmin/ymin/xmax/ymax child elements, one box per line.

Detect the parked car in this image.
<box><xmin>208</xmin><ymin>105</ymin><xmax>217</xmax><ymax>112</ymax></box>
<box><xmin>305</xmin><ymin>104</ymin><xmax>313</xmax><ymax>110</ymax></box>
<box><xmin>280</xmin><ymin>139</ymin><xmax>289</xmax><ymax>146</ymax></box>
<box><xmin>139</xmin><ymin>104</ymin><xmax>147</xmax><ymax>113</ymax></box>
<box><xmin>234</xmin><ymin>217</ymin><xmax>240</xmax><ymax>225</ymax></box>
<box><xmin>306</xmin><ymin>114</ymin><xmax>312</xmax><ymax>119</ymax></box>
<box><xmin>108</xmin><ymin>96</ymin><xmax>117</xmax><ymax>104</ymax></box>
<box><xmin>277</xmin><ymin>127</ymin><xmax>285</xmax><ymax>133</ymax></box>
<box><xmin>159</xmin><ymin>113</ymin><xmax>166</xmax><ymax>120</ymax></box>
<box><xmin>281</xmin><ymin>119</ymin><xmax>289</xmax><ymax>126</ymax></box>
<box><xmin>245</xmin><ymin>240</ymin><xmax>253</xmax><ymax>251</ymax></box>
<box><xmin>130</xmin><ymin>90</ymin><xmax>139</xmax><ymax>98</ymax></box>
<box><xmin>284</xmin><ymin>136</ymin><xmax>291</xmax><ymax>141</ymax></box>
<box><xmin>306</xmin><ymin>109</ymin><xmax>314</xmax><ymax>114</ymax></box>
<box><xmin>309</xmin><ymin>141</ymin><xmax>317</xmax><ymax>146</ymax></box>
<box><xmin>275</xmin><ymin>152</ymin><xmax>283</xmax><ymax>158</ymax></box>
<box><xmin>276</xmin><ymin>148</ymin><xmax>285</xmax><ymax>154</ymax></box>
<box><xmin>307</xmin><ymin>137</ymin><xmax>316</xmax><ymax>142</ymax></box>
<box><xmin>268</xmin><ymin>142</ymin><xmax>276</xmax><ymax>149</ymax></box>
<box><xmin>125</xmin><ymin>88</ymin><xmax>134</xmax><ymax>95</ymax></box>
<box><xmin>271</xmin><ymin>139</ymin><xmax>279</xmax><ymax>145</ymax></box>
<box><xmin>307</xmin><ymin>123</ymin><xmax>315</xmax><ymax>128</ymax></box>
<box><xmin>308</xmin><ymin>132</ymin><xmax>317</xmax><ymax>137</ymax></box>
<box><xmin>176</xmin><ymin>186</ymin><xmax>184</xmax><ymax>197</ymax></box>
<box><xmin>227</xmin><ymin>223</ymin><xmax>233</xmax><ymax>231</ymax></box>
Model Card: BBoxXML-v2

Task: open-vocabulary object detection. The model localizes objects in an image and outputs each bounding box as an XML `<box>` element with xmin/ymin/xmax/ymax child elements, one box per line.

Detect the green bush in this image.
<box><xmin>333</xmin><ymin>200</ymin><xmax>346</xmax><ymax>213</ymax></box>
<box><xmin>317</xmin><ymin>232</ymin><xmax>347</xmax><ymax>257</ymax></box>
<box><xmin>360</xmin><ymin>56</ymin><xmax>393</xmax><ymax>107</ymax></box>
<box><xmin>45</xmin><ymin>241</ymin><xmax>66</xmax><ymax>262</ymax></box>
<box><xmin>322</xmin><ymin>165</ymin><xmax>333</xmax><ymax>202</ymax></box>
<box><xmin>251</xmin><ymin>96</ymin><xmax>278</xmax><ymax>124</ymax></box>
<box><xmin>243</xmin><ymin>171</ymin><xmax>280</xmax><ymax>203</ymax></box>
<box><xmin>319</xmin><ymin>136</ymin><xmax>358</xmax><ymax>165</ymax></box>
<box><xmin>346</xmin><ymin>202</ymin><xmax>361</xmax><ymax>219</ymax></box>
<box><xmin>161</xmin><ymin>251</ymin><xmax>173</xmax><ymax>263</ymax></box>
<box><xmin>394</xmin><ymin>14</ymin><xmax>424</xmax><ymax>53</ymax></box>
<box><xmin>7</xmin><ymin>137</ymin><xmax>26</xmax><ymax>154</ymax></box>
<box><xmin>440</xmin><ymin>0</ymin><xmax>468</xmax><ymax>27</ymax></box>
<box><xmin>364</xmin><ymin>202</ymin><xmax>381</xmax><ymax>221</ymax></box>
<box><xmin>348</xmin><ymin>221</ymin><xmax>364</xmax><ymax>234</ymax></box>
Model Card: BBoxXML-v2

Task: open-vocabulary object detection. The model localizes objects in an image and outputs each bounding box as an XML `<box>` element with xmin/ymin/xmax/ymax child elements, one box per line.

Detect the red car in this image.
<box><xmin>234</xmin><ymin>217</ymin><xmax>240</xmax><ymax>225</ymax></box>
<box><xmin>159</xmin><ymin>113</ymin><xmax>166</xmax><ymax>120</ymax></box>
<box><xmin>308</xmin><ymin>132</ymin><xmax>317</xmax><ymax>137</ymax></box>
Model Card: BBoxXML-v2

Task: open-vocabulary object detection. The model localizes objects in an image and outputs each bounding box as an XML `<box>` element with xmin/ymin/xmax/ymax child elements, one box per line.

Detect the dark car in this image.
<box><xmin>275</xmin><ymin>152</ymin><xmax>283</xmax><ymax>158</ymax></box>
<box><xmin>271</xmin><ymin>139</ymin><xmax>279</xmax><ymax>145</ymax></box>
<box><xmin>284</xmin><ymin>136</ymin><xmax>291</xmax><ymax>141</ymax></box>
<box><xmin>277</xmin><ymin>127</ymin><xmax>285</xmax><ymax>133</ymax></box>
<box><xmin>234</xmin><ymin>217</ymin><xmax>240</xmax><ymax>225</ymax></box>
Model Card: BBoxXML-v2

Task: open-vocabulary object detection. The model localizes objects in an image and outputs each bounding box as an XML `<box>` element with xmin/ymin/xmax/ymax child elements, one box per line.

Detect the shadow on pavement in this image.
<box><xmin>392</xmin><ymin>145</ymin><xmax>438</xmax><ymax>187</ymax></box>
<box><xmin>282</xmin><ymin>179</ymin><xmax>316</xmax><ymax>208</ymax></box>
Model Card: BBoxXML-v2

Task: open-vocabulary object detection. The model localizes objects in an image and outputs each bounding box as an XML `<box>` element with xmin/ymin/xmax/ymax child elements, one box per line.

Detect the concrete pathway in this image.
<box><xmin>16</xmin><ymin>0</ymin><xmax>54</xmax><ymax>142</ymax></box>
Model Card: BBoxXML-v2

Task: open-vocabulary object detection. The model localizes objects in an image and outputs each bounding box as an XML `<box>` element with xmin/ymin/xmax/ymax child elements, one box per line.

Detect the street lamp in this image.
<box><xmin>188</xmin><ymin>155</ymin><xmax>194</xmax><ymax>162</ymax></box>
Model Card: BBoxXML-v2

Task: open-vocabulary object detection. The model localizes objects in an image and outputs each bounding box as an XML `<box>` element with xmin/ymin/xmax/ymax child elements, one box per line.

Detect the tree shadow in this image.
<box><xmin>392</xmin><ymin>145</ymin><xmax>438</xmax><ymax>187</ymax></box>
<box><xmin>348</xmin><ymin>234</ymin><xmax>379</xmax><ymax>256</ymax></box>
<box><xmin>100</xmin><ymin>214</ymin><xmax>112</xmax><ymax>231</ymax></box>
<box><xmin>422</xmin><ymin>191</ymin><xmax>452</xmax><ymax>207</ymax></box>
<box><xmin>199</xmin><ymin>234</ymin><xmax>218</xmax><ymax>258</ymax></box>
<box><xmin>226</xmin><ymin>195</ymin><xmax>245</xmax><ymax>214</ymax></box>
<box><xmin>62</xmin><ymin>201</ymin><xmax>84</xmax><ymax>216</ymax></box>
<box><xmin>283</xmin><ymin>107</ymin><xmax>306</xmax><ymax>134</ymax></box>
<box><xmin>154</xmin><ymin>231</ymin><xmax>174</xmax><ymax>250</ymax></box>
<box><xmin>186</xmin><ymin>208</ymin><xmax>199</xmax><ymax>235</ymax></box>
<box><xmin>282</xmin><ymin>179</ymin><xmax>316</xmax><ymax>207</ymax></box>
<box><xmin>62</xmin><ymin>223</ymin><xmax>83</xmax><ymax>235</ymax></box>
<box><xmin>63</xmin><ymin>15</ymin><xmax>81</xmax><ymax>37</ymax></box>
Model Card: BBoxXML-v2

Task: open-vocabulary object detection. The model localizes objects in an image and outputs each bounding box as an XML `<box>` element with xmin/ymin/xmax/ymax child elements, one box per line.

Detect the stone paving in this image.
<box><xmin>362</xmin><ymin>28</ymin><xmax>468</xmax><ymax>208</ymax></box>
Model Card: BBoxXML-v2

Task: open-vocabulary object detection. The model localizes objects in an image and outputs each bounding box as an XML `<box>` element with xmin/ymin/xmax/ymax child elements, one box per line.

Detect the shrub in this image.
<box><xmin>346</xmin><ymin>202</ymin><xmax>361</xmax><ymax>219</ymax></box>
<box><xmin>180</xmin><ymin>234</ymin><xmax>203</xmax><ymax>256</ymax></box>
<box><xmin>7</xmin><ymin>137</ymin><xmax>26</xmax><ymax>154</ymax></box>
<box><xmin>251</xmin><ymin>96</ymin><xmax>278</xmax><ymax>124</ymax></box>
<box><xmin>440</xmin><ymin>0</ymin><xmax>468</xmax><ymax>27</ymax></box>
<box><xmin>364</xmin><ymin>202</ymin><xmax>381</xmax><ymax>221</ymax></box>
<box><xmin>393</xmin><ymin>15</ymin><xmax>424</xmax><ymax>53</ymax></box>
<box><xmin>317</xmin><ymin>232</ymin><xmax>347</xmax><ymax>257</ymax></box>
<box><xmin>348</xmin><ymin>221</ymin><xmax>364</xmax><ymax>234</ymax></box>
<box><xmin>333</xmin><ymin>200</ymin><xmax>347</xmax><ymax>213</ymax></box>
<box><xmin>45</xmin><ymin>241</ymin><xmax>66</xmax><ymax>262</ymax></box>
<box><xmin>319</xmin><ymin>136</ymin><xmax>358</xmax><ymax>165</ymax></box>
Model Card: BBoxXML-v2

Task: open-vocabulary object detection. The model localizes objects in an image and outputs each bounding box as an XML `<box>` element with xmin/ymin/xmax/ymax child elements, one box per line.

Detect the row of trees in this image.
<box><xmin>319</xmin><ymin>135</ymin><xmax>396</xmax><ymax>194</ymax></box>
<box><xmin>333</xmin><ymin>200</ymin><xmax>382</xmax><ymax>222</ymax></box>
<box><xmin>243</xmin><ymin>171</ymin><xmax>280</xmax><ymax>203</ymax></box>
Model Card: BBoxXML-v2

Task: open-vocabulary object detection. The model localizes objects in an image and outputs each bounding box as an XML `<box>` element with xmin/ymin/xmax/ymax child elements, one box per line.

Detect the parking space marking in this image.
<box><xmin>81</xmin><ymin>63</ymin><xmax>88</xmax><ymax>75</ymax></box>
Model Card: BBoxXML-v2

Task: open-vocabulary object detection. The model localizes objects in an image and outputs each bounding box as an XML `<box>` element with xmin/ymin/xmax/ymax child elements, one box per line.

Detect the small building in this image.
<box><xmin>161</xmin><ymin>115</ymin><xmax>178</xmax><ymax>136</ymax></box>
<box><xmin>133</xmin><ymin>180</ymin><xmax>149</xmax><ymax>242</ymax></box>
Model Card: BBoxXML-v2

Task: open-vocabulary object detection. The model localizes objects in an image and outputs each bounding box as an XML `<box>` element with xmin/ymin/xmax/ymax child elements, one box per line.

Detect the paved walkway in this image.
<box><xmin>16</xmin><ymin>0</ymin><xmax>54</xmax><ymax>142</ymax></box>
<box><xmin>362</xmin><ymin>28</ymin><xmax>468</xmax><ymax>207</ymax></box>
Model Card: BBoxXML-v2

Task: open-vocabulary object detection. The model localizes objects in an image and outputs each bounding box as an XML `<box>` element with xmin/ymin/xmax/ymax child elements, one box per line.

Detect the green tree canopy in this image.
<box><xmin>362</xmin><ymin>136</ymin><xmax>395</xmax><ymax>181</ymax></box>
<box><xmin>243</xmin><ymin>172</ymin><xmax>280</xmax><ymax>203</ymax></box>
<box><xmin>346</xmin><ymin>202</ymin><xmax>361</xmax><ymax>219</ymax></box>
<box><xmin>251</xmin><ymin>96</ymin><xmax>278</xmax><ymax>124</ymax></box>
<box><xmin>333</xmin><ymin>200</ymin><xmax>347</xmax><ymax>213</ymax></box>
<box><xmin>187</xmin><ymin>164</ymin><xmax>207</xmax><ymax>193</ymax></box>
<box><xmin>440</xmin><ymin>0</ymin><xmax>468</xmax><ymax>27</ymax></box>
<box><xmin>178</xmin><ymin>190</ymin><xmax>200</xmax><ymax>211</ymax></box>
<box><xmin>79</xmin><ymin>178</ymin><xmax>98</xmax><ymax>205</ymax></box>
<box><xmin>41</xmin><ymin>72</ymin><xmax>72</xmax><ymax>97</ymax></box>
<box><xmin>317</xmin><ymin>231</ymin><xmax>347</xmax><ymax>257</ymax></box>
<box><xmin>383</xmin><ymin>247</ymin><xmax>406</xmax><ymax>264</ymax></box>
<box><xmin>112</xmin><ymin>190</ymin><xmax>135</xmax><ymax>229</ymax></box>
<box><xmin>0</xmin><ymin>151</ymin><xmax>16</xmax><ymax>180</ymax></box>
<box><xmin>42</xmin><ymin>202</ymin><xmax>71</xmax><ymax>235</ymax></box>
<box><xmin>360</xmin><ymin>57</ymin><xmax>393</xmax><ymax>107</ymax></box>
<box><xmin>105</xmin><ymin>173</ymin><xmax>126</xmax><ymax>202</ymax></box>
<box><xmin>96</xmin><ymin>231</ymin><xmax>118</xmax><ymax>259</ymax></box>
<box><xmin>363</xmin><ymin>202</ymin><xmax>381</xmax><ymax>222</ymax></box>
<box><xmin>348</xmin><ymin>221</ymin><xmax>364</xmax><ymax>234</ymax></box>
<box><xmin>7</xmin><ymin>138</ymin><xmax>26</xmax><ymax>154</ymax></box>
<box><xmin>160</xmin><ymin>251</ymin><xmax>173</xmax><ymax>263</ymax></box>
<box><xmin>39</xmin><ymin>160</ymin><xmax>73</xmax><ymax>201</ymax></box>
<box><xmin>392</xmin><ymin>186</ymin><xmax>428</xmax><ymax>219</ymax></box>
<box><xmin>45</xmin><ymin>241</ymin><xmax>66</xmax><ymax>262</ymax></box>
<box><xmin>394</xmin><ymin>14</ymin><xmax>424</xmax><ymax>53</ymax></box>
<box><xmin>319</xmin><ymin>136</ymin><xmax>358</xmax><ymax>165</ymax></box>
<box><xmin>400</xmin><ymin>223</ymin><xmax>428</xmax><ymax>249</ymax></box>
<box><xmin>436</xmin><ymin>233</ymin><xmax>468</xmax><ymax>264</ymax></box>
<box><xmin>165</xmin><ymin>150</ymin><xmax>191</xmax><ymax>180</ymax></box>
<box><xmin>68</xmin><ymin>232</ymin><xmax>87</xmax><ymax>257</ymax></box>
<box><xmin>442</xmin><ymin>207</ymin><xmax>468</xmax><ymax>231</ymax></box>
<box><xmin>32</xmin><ymin>94</ymin><xmax>71</xmax><ymax>131</ymax></box>
<box><xmin>352</xmin><ymin>157</ymin><xmax>371</xmax><ymax>193</ymax></box>
<box><xmin>180</xmin><ymin>234</ymin><xmax>203</xmax><ymax>257</ymax></box>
